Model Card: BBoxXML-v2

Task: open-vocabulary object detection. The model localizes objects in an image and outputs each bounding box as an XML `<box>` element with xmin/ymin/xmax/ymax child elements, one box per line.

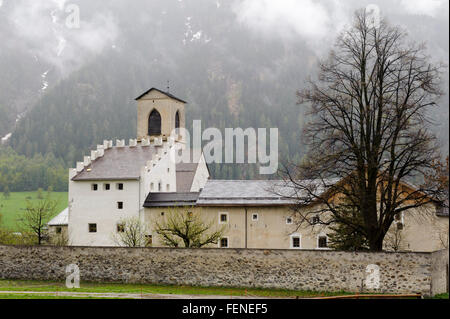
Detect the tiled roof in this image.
<box><xmin>176</xmin><ymin>162</ymin><xmax>199</xmax><ymax>192</ymax></box>
<box><xmin>47</xmin><ymin>208</ymin><xmax>68</xmax><ymax>226</ymax></box>
<box><xmin>196</xmin><ymin>179</ymin><xmax>340</xmax><ymax>206</ymax></box>
<box><xmin>135</xmin><ymin>87</ymin><xmax>187</xmax><ymax>104</ymax></box>
<box><xmin>72</xmin><ymin>145</ymin><xmax>157</xmax><ymax>181</ymax></box>
<box><xmin>143</xmin><ymin>192</ymin><xmax>199</xmax><ymax>207</ymax></box>
<box><xmin>196</xmin><ymin>180</ymin><xmax>298</xmax><ymax>206</ymax></box>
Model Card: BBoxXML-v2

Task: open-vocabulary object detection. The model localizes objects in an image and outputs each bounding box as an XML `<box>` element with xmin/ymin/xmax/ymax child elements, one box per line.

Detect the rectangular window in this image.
<box><xmin>310</xmin><ymin>215</ymin><xmax>320</xmax><ymax>225</ymax></box>
<box><xmin>55</xmin><ymin>227</ymin><xmax>62</xmax><ymax>234</ymax></box>
<box><xmin>291</xmin><ymin>236</ymin><xmax>301</xmax><ymax>248</ymax></box>
<box><xmin>220</xmin><ymin>237</ymin><xmax>228</xmax><ymax>248</ymax></box>
<box><xmin>88</xmin><ymin>223</ymin><xmax>97</xmax><ymax>233</ymax></box>
<box><xmin>318</xmin><ymin>236</ymin><xmax>328</xmax><ymax>248</ymax></box>
<box><xmin>91</xmin><ymin>184</ymin><xmax>98</xmax><ymax>191</ymax></box>
<box><xmin>286</xmin><ymin>217</ymin><xmax>293</xmax><ymax>224</ymax></box>
<box><xmin>167</xmin><ymin>184</ymin><xmax>170</xmax><ymax>192</ymax></box>
<box><xmin>117</xmin><ymin>223</ymin><xmax>125</xmax><ymax>233</ymax></box>
<box><xmin>252</xmin><ymin>213</ymin><xmax>259</xmax><ymax>221</ymax></box>
<box><xmin>117</xmin><ymin>202</ymin><xmax>123</xmax><ymax>209</ymax></box>
<box><xmin>104</xmin><ymin>183</ymin><xmax>110</xmax><ymax>191</ymax></box>
<box><xmin>117</xmin><ymin>183</ymin><xmax>124</xmax><ymax>190</ymax></box>
<box><xmin>219</xmin><ymin>213</ymin><xmax>228</xmax><ymax>224</ymax></box>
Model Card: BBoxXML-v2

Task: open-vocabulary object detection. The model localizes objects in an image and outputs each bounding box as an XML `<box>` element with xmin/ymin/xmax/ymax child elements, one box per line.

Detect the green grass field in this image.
<box><xmin>0</xmin><ymin>192</ymin><xmax>68</xmax><ymax>231</ymax></box>
<box><xmin>0</xmin><ymin>279</ymin><xmax>353</xmax><ymax>298</ymax></box>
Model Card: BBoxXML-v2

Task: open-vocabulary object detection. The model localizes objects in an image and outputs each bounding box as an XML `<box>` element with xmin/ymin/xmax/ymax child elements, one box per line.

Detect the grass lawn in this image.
<box><xmin>0</xmin><ymin>293</ymin><xmax>118</xmax><ymax>299</ymax></box>
<box><xmin>0</xmin><ymin>279</ymin><xmax>353</xmax><ymax>298</ymax></box>
<box><xmin>0</xmin><ymin>192</ymin><xmax>68</xmax><ymax>231</ymax></box>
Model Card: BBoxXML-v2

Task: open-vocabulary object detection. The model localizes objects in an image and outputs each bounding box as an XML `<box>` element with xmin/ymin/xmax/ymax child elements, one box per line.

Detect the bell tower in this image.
<box><xmin>135</xmin><ymin>88</ymin><xmax>186</xmax><ymax>141</ymax></box>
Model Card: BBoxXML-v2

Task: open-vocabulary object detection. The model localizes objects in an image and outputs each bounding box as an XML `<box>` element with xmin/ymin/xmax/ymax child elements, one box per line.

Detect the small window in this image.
<box><xmin>310</xmin><ymin>215</ymin><xmax>320</xmax><ymax>225</ymax></box>
<box><xmin>117</xmin><ymin>223</ymin><xmax>125</xmax><ymax>233</ymax></box>
<box><xmin>167</xmin><ymin>184</ymin><xmax>170</xmax><ymax>191</ymax></box>
<box><xmin>117</xmin><ymin>202</ymin><xmax>123</xmax><ymax>209</ymax></box>
<box><xmin>117</xmin><ymin>183</ymin><xmax>124</xmax><ymax>190</ymax></box>
<box><xmin>395</xmin><ymin>213</ymin><xmax>402</xmax><ymax>221</ymax></box>
<box><xmin>104</xmin><ymin>183</ymin><xmax>110</xmax><ymax>191</ymax></box>
<box><xmin>291</xmin><ymin>235</ymin><xmax>301</xmax><ymax>249</ymax></box>
<box><xmin>160</xmin><ymin>212</ymin><xmax>165</xmax><ymax>216</ymax></box>
<box><xmin>318</xmin><ymin>236</ymin><xmax>328</xmax><ymax>248</ymax></box>
<box><xmin>286</xmin><ymin>217</ymin><xmax>293</xmax><ymax>225</ymax></box>
<box><xmin>55</xmin><ymin>227</ymin><xmax>62</xmax><ymax>234</ymax></box>
<box><xmin>219</xmin><ymin>237</ymin><xmax>228</xmax><ymax>248</ymax></box>
<box><xmin>150</xmin><ymin>183</ymin><xmax>154</xmax><ymax>191</ymax></box>
<box><xmin>91</xmin><ymin>184</ymin><xmax>98</xmax><ymax>191</ymax></box>
<box><xmin>252</xmin><ymin>213</ymin><xmax>259</xmax><ymax>221</ymax></box>
<box><xmin>167</xmin><ymin>167</ymin><xmax>170</xmax><ymax>173</ymax></box>
<box><xmin>397</xmin><ymin>222</ymin><xmax>404</xmax><ymax>230</ymax></box>
<box><xmin>89</xmin><ymin>223</ymin><xmax>97</xmax><ymax>233</ymax></box>
<box><xmin>145</xmin><ymin>235</ymin><xmax>153</xmax><ymax>247</ymax></box>
<box><xmin>158</xmin><ymin>182</ymin><xmax>162</xmax><ymax>192</ymax></box>
<box><xmin>219</xmin><ymin>213</ymin><xmax>228</xmax><ymax>224</ymax></box>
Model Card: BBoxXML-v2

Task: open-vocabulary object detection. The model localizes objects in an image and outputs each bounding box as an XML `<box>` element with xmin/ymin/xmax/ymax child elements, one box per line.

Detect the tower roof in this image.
<box><xmin>135</xmin><ymin>87</ymin><xmax>187</xmax><ymax>104</ymax></box>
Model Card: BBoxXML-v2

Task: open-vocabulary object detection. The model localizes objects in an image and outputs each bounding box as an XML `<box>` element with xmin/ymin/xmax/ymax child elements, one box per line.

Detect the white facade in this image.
<box><xmin>67</xmin><ymin>88</ymin><xmax>210</xmax><ymax>246</ymax></box>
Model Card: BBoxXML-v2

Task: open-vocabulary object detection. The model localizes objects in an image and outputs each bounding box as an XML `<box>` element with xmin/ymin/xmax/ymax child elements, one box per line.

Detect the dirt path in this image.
<box><xmin>0</xmin><ymin>290</ymin><xmax>278</xmax><ymax>299</ymax></box>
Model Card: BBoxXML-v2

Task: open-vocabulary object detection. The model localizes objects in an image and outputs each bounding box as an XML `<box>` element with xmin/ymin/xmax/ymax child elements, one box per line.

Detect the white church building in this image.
<box><xmin>51</xmin><ymin>87</ymin><xmax>447</xmax><ymax>252</ymax></box>
<box><xmin>67</xmin><ymin>88</ymin><xmax>209</xmax><ymax>246</ymax></box>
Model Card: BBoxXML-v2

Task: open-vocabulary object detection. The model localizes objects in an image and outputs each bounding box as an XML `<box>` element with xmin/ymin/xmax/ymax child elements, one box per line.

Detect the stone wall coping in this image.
<box><xmin>0</xmin><ymin>244</ymin><xmax>438</xmax><ymax>255</ymax></box>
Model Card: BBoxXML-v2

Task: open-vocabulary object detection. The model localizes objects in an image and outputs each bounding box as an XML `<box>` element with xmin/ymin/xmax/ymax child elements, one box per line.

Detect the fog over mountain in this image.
<box><xmin>0</xmin><ymin>0</ymin><xmax>448</xmax><ymax>183</ymax></box>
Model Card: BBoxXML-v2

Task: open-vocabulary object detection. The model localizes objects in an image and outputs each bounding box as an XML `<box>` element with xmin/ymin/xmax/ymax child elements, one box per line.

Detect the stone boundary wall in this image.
<box><xmin>0</xmin><ymin>245</ymin><xmax>448</xmax><ymax>296</ymax></box>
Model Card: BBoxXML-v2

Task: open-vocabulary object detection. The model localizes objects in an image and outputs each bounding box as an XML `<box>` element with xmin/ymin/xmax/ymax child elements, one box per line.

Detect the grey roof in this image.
<box><xmin>72</xmin><ymin>145</ymin><xmax>157</xmax><ymax>181</ymax></box>
<box><xmin>176</xmin><ymin>162</ymin><xmax>199</xmax><ymax>192</ymax></box>
<box><xmin>196</xmin><ymin>180</ymin><xmax>297</xmax><ymax>206</ymax></box>
<box><xmin>47</xmin><ymin>208</ymin><xmax>68</xmax><ymax>226</ymax></box>
<box><xmin>135</xmin><ymin>87</ymin><xmax>187</xmax><ymax>104</ymax></box>
<box><xmin>144</xmin><ymin>192</ymin><xmax>199</xmax><ymax>207</ymax></box>
<box><xmin>196</xmin><ymin>179</ymin><xmax>340</xmax><ymax>206</ymax></box>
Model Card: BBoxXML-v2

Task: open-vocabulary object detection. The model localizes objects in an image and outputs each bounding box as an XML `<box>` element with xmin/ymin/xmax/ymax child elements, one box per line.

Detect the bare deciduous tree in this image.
<box><xmin>280</xmin><ymin>10</ymin><xmax>447</xmax><ymax>251</ymax></box>
<box><xmin>154</xmin><ymin>207</ymin><xmax>226</xmax><ymax>248</ymax></box>
<box><xmin>20</xmin><ymin>196</ymin><xmax>57</xmax><ymax>245</ymax></box>
<box><xmin>112</xmin><ymin>216</ymin><xmax>149</xmax><ymax>247</ymax></box>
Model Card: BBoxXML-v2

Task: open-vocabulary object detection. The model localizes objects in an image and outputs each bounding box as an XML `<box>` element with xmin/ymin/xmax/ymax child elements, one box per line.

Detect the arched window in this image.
<box><xmin>148</xmin><ymin>109</ymin><xmax>161</xmax><ymax>136</ymax></box>
<box><xmin>175</xmin><ymin>111</ymin><xmax>180</xmax><ymax>133</ymax></box>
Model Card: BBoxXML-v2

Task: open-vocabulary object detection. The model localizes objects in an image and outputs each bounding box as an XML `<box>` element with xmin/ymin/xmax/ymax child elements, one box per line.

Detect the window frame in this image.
<box><xmin>317</xmin><ymin>235</ymin><xmax>329</xmax><ymax>249</ymax></box>
<box><xmin>88</xmin><ymin>223</ymin><xmax>97</xmax><ymax>233</ymax></box>
<box><xmin>251</xmin><ymin>213</ymin><xmax>259</xmax><ymax>221</ymax></box>
<box><xmin>117</xmin><ymin>183</ymin><xmax>124</xmax><ymax>190</ymax></box>
<box><xmin>286</xmin><ymin>217</ymin><xmax>293</xmax><ymax>225</ymax></box>
<box><xmin>218</xmin><ymin>237</ymin><xmax>229</xmax><ymax>248</ymax></box>
<box><xmin>117</xmin><ymin>202</ymin><xmax>124</xmax><ymax>210</ymax></box>
<box><xmin>117</xmin><ymin>223</ymin><xmax>125</xmax><ymax>233</ymax></box>
<box><xmin>290</xmin><ymin>233</ymin><xmax>301</xmax><ymax>249</ymax></box>
<box><xmin>104</xmin><ymin>183</ymin><xmax>110</xmax><ymax>191</ymax></box>
<box><xmin>218</xmin><ymin>212</ymin><xmax>229</xmax><ymax>224</ymax></box>
<box><xmin>91</xmin><ymin>184</ymin><xmax>98</xmax><ymax>191</ymax></box>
